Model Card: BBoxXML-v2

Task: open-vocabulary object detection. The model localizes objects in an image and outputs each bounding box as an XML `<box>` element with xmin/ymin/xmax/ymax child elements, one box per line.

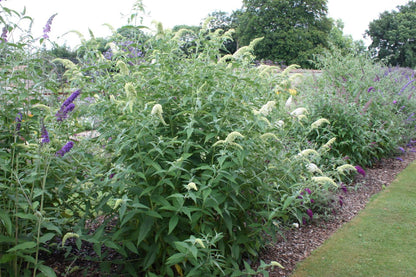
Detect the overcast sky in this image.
<box><xmin>3</xmin><ymin>0</ymin><xmax>411</xmax><ymax>48</ymax></box>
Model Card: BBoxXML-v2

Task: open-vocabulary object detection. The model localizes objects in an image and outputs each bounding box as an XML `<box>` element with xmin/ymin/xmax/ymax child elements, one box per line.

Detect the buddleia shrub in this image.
<box><xmin>64</xmin><ymin>23</ymin><xmax>351</xmax><ymax>275</ymax></box>
<box><xmin>0</xmin><ymin>5</ymin><xmax>104</xmax><ymax>275</ymax></box>
<box><xmin>300</xmin><ymin>49</ymin><xmax>416</xmax><ymax>167</ymax></box>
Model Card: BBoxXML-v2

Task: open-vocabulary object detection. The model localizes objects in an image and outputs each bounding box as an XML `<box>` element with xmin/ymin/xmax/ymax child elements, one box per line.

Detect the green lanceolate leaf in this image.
<box><xmin>137</xmin><ymin>216</ymin><xmax>154</xmax><ymax>246</ymax></box>
<box><xmin>7</xmin><ymin>241</ymin><xmax>37</xmax><ymax>252</ymax></box>
<box><xmin>168</xmin><ymin>214</ymin><xmax>179</xmax><ymax>235</ymax></box>
<box><xmin>0</xmin><ymin>211</ymin><xmax>13</xmax><ymax>236</ymax></box>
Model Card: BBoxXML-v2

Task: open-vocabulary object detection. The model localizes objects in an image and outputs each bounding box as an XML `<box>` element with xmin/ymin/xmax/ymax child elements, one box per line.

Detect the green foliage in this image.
<box><xmin>1</xmin><ymin>1</ymin><xmax>416</xmax><ymax>275</ymax></box>
<box><xmin>301</xmin><ymin>49</ymin><xmax>416</xmax><ymax>167</ymax></box>
<box><xmin>79</xmin><ymin>24</ymin><xmax>319</xmax><ymax>275</ymax></box>
<box><xmin>366</xmin><ymin>1</ymin><xmax>416</xmax><ymax>67</ymax></box>
<box><xmin>236</xmin><ymin>0</ymin><xmax>333</xmax><ymax>68</ymax></box>
<box><xmin>205</xmin><ymin>11</ymin><xmax>238</xmax><ymax>53</ymax></box>
<box><xmin>327</xmin><ymin>19</ymin><xmax>366</xmax><ymax>55</ymax></box>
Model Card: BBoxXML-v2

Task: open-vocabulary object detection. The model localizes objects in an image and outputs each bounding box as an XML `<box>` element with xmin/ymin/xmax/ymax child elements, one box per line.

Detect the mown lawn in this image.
<box><xmin>292</xmin><ymin>161</ymin><xmax>416</xmax><ymax>277</ymax></box>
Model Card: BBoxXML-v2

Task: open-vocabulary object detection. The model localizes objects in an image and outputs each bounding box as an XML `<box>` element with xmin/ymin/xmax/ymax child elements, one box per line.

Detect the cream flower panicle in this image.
<box><xmin>336</xmin><ymin>164</ymin><xmax>358</xmax><ymax>174</ymax></box>
<box><xmin>299</xmin><ymin>149</ymin><xmax>320</xmax><ymax>157</ymax></box>
<box><xmin>151</xmin><ymin>103</ymin><xmax>163</xmax><ymax>115</ymax></box>
<box><xmin>62</xmin><ymin>232</ymin><xmax>79</xmax><ymax>247</ymax></box>
<box><xmin>225</xmin><ymin>131</ymin><xmax>244</xmax><ymax>143</ymax></box>
<box><xmin>194</xmin><ymin>238</ymin><xmax>205</xmax><ymax>248</ymax></box>
<box><xmin>185</xmin><ymin>182</ymin><xmax>198</xmax><ymax>191</ymax></box>
<box><xmin>323</xmin><ymin>137</ymin><xmax>336</xmax><ymax>148</ymax></box>
<box><xmin>290</xmin><ymin>107</ymin><xmax>308</xmax><ymax>116</ymax></box>
<box><xmin>117</xmin><ymin>61</ymin><xmax>130</xmax><ymax>75</ymax></box>
<box><xmin>285</xmin><ymin>96</ymin><xmax>293</xmax><ymax>109</ymax></box>
<box><xmin>113</xmin><ymin>199</ymin><xmax>124</xmax><ymax>210</ymax></box>
<box><xmin>275</xmin><ymin>120</ymin><xmax>285</xmax><ymax>128</ymax></box>
<box><xmin>311</xmin><ymin>118</ymin><xmax>330</xmax><ymax>129</ymax></box>
<box><xmin>125</xmin><ymin>82</ymin><xmax>136</xmax><ymax>98</ymax></box>
<box><xmin>312</xmin><ymin>176</ymin><xmax>338</xmax><ymax>187</ymax></box>
<box><xmin>306</xmin><ymin>163</ymin><xmax>323</xmax><ymax>174</ymax></box>
<box><xmin>213</xmin><ymin>131</ymin><xmax>244</xmax><ymax>150</ymax></box>
<box><xmin>260</xmin><ymin>132</ymin><xmax>279</xmax><ymax>141</ymax></box>
<box><xmin>151</xmin><ymin>104</ymin><xmax>167</xmax><ymax>125</ymax></box>
<box><xmin>254</xmin><ymin>101</ymin><xmax>276</xmax><ymax>116</ymax></box>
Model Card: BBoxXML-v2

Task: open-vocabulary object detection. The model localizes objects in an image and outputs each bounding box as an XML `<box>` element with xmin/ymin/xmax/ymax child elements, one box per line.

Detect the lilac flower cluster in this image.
<box><xmin>56</xmin><ymin>89</ymin><xmax>81</xmax><ymax>121</ymax></box>
<box><xmin>1</xmin><ymin>26</ymin><xmax>7</xmax><ymax>42</ymax></box>
<box><xmin>43</xmin><ymin>13</ymin><xmax>57</xmax><ymax>39</ymax></box>
<box><xmin>104</xmin><ymin>41</ymin><xmax>144</xmax><ymax>62</ymax></box>
<box><xmin>355</xmin><ymin>165</ymin><xmax>366</xmax><ymax>177</ymax></box>
<box><xmin>298</xmin><ymin>188</ymin><xmax>316</xmax><ymax>223</ymax></box>
<box><xmin>15</xmin><ymin>112</ymin><xmax>22</xmax><ymax>132</ymax></box>
<box><xmin>306</xmin><ymin>209</ymin><xmax>313</xmax><ymax>219</ymax></box>
<box><xmin>399</xmin><ymin>79</ymin><xmax>415</xmax><ymax>94</ymax></box>
<box><xmin>41</xmin><ymin>124</ymin><xmax>50</xmax><ymax>144</ymax></box>
<box><xmin>56</xmin><ymin>141</ymin><xmax>74</xmax><ymax>157</ymax></box>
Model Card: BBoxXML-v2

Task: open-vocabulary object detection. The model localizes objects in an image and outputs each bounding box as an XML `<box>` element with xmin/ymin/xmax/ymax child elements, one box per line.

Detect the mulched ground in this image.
<box><xmin>259</xmin><ymin>146</ymin><xmax>416</xmax><ymax>276</ymax></box>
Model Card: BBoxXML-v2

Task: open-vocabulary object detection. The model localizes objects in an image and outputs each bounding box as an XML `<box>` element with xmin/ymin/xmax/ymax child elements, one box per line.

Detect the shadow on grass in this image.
<box><xmin>291</xmin><ymin>162</ymin><xmax>416</xmax><ymax>277</ymax></box>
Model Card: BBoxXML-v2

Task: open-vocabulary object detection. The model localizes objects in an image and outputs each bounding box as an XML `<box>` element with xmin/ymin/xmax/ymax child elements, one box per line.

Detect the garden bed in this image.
<box><xmin>260</xmin><ymin>146</ymin><xmax>416</xmax><ymax>276</ymax></box>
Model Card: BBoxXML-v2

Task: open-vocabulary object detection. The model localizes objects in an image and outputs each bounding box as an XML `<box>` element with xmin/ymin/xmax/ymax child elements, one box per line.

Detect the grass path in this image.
<box><xmin>291</xmin><ymin>161</ymin><xmax>416</xmax><ymax>277</ymax></box>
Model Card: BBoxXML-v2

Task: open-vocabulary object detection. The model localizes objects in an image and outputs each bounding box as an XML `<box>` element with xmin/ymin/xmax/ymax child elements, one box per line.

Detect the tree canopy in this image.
<box><xmin>328</xmin><ymin>19</ymin><xmax>366</xmax><ymax>56</ymax></box>
<box><xmin>366</xmin><ymin>1</ymin><xmax>416</xmax><ymax>67</ymax></box>
<box><xmin>236</xmin><ymin>0</ymin><xmax>333</xmax><ymax>68</ymax></box>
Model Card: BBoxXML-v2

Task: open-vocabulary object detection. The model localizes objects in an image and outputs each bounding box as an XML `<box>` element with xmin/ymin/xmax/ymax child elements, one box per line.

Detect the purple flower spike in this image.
<box><xmin>56</xmin><ymin>89</ymin><xmax>81</xmax><ymax>121</ymax></box>
<box><xmin>64</xmin><ymin>103</ymin><xmax>75</xmax><ymax>113</ymax></box>
<box><xmin>62</xmin><ymin>89</ymin><xmax>81</xmax><ymax>107</ymax></box>
<box><xmin>367</xmin><ymin>87</ymin><xmax>375</xmax><ymax>92</ymax></box>
<box><xmin>305</xmin><ymin>188</ymin><xmax>312</xmax><ymax>195</ymax></box>
<box><xmin>310</xmin><ymin>199</ymin><xmax>315</xmax><ymax>204</ymax></box>
<box><xmin>341</xmin><ymin>184</ymin><xmax>348</xmax><ymax>193</ymax></box>
<box><xmin>355</xmin><ymin>165</ymin><xmax>366</xmax><ymax>177</ymax></box>
<box><xmin>56</xmin><ymin>103</ymin><xmax>76</xmax><ymax>121</ymax></box>
<box><xmin>400</xmin><ymin>79</ymin><xmax>415</xmax><ymax>93</ymax></box>
<box><xmin>398</xmin><ymin>147</ymin><xmax>406</xmax><ymax>153</ymax></box>
<box><xmin>41</xmin><ymin>124</ymin><xmax>50</xmax><ymax>144</ymax></box>
<box><xmin>339</xmin><ymin>196</ymin><xmax>344</xmax><ymax>207</ymax></box>
<box><xmin>56</xmin><ymin>141</ymin><xmax>74</xmax><ymax>157</ymax></box>
<box><xmin>306</xmin><ymin>209</ymin><xmax>313</xmax><ymax>220</ymax></box>
<box><xmin>43</xmin><ymin>13</ymin><xmax>57</xmax><ymax>39</ymax></box>
<box><xmin>396</xmin><ymin>157</ymin><xmax>403</xmax><ymax>162</ymax></box>
<box><xmin>1</xmin><ymin>26</ymin><xmax>7</xmax><ymax>42</ymax></box>
<box><xmin>15</xmin><ymin>112</ymin><xmax>22</xmax><ymax>131</ymax></box>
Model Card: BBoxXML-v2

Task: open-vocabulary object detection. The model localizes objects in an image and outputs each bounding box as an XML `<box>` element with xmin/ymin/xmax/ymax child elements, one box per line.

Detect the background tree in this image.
<box><xmin>236</xmin><ymin>0</ymin><xmax>332</xmax><ymax>68</ymax></box>
<box><xmin>366</xmin><ymin>1</ymin><xmax>416</xmax><ymax>67</ymax></box>
<box><xmin>328</xmin><ymin>19</ymin><xmax>366</xmax><ymax>55</ymax></box>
